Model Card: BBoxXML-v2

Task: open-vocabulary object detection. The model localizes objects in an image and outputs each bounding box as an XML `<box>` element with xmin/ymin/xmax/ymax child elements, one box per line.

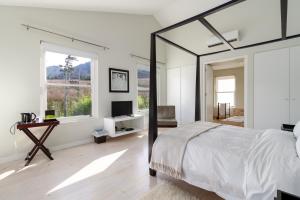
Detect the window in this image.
<box><xmin>137</xmin><ymin>67</ymin><xmax>150</xmax><ymax>110</ymax></box>
<box><xmin>41</xmin><ymin>44</ymin><xmax>98</xmax><ymax>120</ymax></box>
<box><xmin>215</xmin><ymin>76</ymin><xmax>235</xmax><ymax>106</ymax></box>
<box><xmin>137</xmin><ymin>65</ymin><xmax>160</xmax><ymax>111</ymax></box>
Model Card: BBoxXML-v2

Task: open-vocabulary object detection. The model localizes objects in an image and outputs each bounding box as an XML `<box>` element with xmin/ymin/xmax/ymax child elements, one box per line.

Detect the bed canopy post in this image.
<box><xmin>148</xmin><ymin>33</ymin><xmax>158</xmax><ymax>176</ymax></box>
<box><xmin>195</xmin><ymin>56</ymin><xmax>201</xmax><ymax>121</ymax></box>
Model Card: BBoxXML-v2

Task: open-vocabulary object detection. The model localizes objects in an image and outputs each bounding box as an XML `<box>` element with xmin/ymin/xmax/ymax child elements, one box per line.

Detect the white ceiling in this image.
<box><xmin>0</xmin><ymin>0</ymin><xmax>230</xmax><ymax>26</ymax></box>
<box><xmin>0</xmin><ymin>0</ymin><xmax>176</xmax><ymax>15</ymax></box>
<box><xmin>154</xmin><ymin>0</ymin><xmax>231</xmax><ymax>27</ymax></box>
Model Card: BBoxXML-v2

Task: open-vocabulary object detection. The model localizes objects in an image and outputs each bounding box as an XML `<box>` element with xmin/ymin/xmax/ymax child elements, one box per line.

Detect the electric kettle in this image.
<box><xmin>21</xmin><ymin>113</ymin><xmax>36</xmax><ymax>123</ymax></box>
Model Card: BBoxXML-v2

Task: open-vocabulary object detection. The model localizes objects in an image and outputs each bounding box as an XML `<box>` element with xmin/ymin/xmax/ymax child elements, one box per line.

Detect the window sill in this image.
<box><xmin>137</xmin><ymin>109</ymin><xmax>149</xmax><ymax>114</ymax></box>
<box><xmin>58</xmin><ymin>116</ymin><xmax>98</xmax><ymax>124</ymax></box>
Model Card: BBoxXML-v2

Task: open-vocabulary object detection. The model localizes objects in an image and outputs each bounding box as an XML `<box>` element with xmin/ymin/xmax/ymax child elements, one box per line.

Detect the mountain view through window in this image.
<box><xmin>137</xmin><ymin>68</ymin><xmax>150</xmax><ymax>110</ymax></box>
<box><xmin>45</xmin><ymin>51</ymin><xmax>92</xmax><ymax>118</ymax></box>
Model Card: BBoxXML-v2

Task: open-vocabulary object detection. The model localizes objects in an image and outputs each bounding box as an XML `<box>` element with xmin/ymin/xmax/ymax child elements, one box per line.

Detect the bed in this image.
<box><xmin>147</xmin><ymin>1</ymin><xmax>300</xmax><ymax>199</ymax></box>
<box><xmin>150</xmin><ymin>122</ymin><xmax>300</xmax><ymax>200</ymax></box>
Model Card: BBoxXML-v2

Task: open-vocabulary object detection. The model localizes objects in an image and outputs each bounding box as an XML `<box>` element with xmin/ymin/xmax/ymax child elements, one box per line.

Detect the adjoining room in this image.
<box><xmin>205</xmin><ymin>57</ymin><xmax>245</xmax><ymax>127</ymax></box>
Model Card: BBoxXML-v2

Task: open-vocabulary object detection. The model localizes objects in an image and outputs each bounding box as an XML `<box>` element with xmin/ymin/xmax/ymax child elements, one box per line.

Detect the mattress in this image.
<box><xmin>181</xmin><ymin>125</ymin><xmax>300</xmax><ymax>200</ymax></box>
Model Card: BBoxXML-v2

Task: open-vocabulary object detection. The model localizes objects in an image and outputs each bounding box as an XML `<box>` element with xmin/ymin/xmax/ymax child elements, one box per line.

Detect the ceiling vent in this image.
<box><xmin>207</xmin><ymin>30</ymin><xmax>239</xmax><ymax>48</ymax></box>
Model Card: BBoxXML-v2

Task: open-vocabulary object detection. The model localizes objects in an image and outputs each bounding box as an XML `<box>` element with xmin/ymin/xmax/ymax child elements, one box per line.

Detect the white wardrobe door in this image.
<box><xmin>205</xmin><ymin>65</ymin><xmax>214</xmax><ymax>122</ymax></box>
<box><xmin>181</xmin><ymin>65</ymin><xmax>196</xmax><ymax>124</ymax></box>
<box><xmin>167</xmin><ymin>68</ymin><xmax>181</xmax><ymax>124</ymax></box>
<box><xmin>290</xmin><ymin>46</ymin><xmax>300</xmax><ymax>124</ymax></box>
<box><xmin>254</xmin><ymin>48</ymin><xmax>290</xmax><ymax>129</ymax></box>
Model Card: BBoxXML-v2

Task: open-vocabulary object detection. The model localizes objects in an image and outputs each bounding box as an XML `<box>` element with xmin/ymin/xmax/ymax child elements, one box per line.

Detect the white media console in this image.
<box><xmin>104</xmin><ymin>115</ymin><xmax>144</xmax><ymax>137</ymax></box>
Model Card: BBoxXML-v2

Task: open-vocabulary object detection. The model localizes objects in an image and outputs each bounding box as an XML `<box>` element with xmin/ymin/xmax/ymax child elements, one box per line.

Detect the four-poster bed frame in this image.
<box><xmin>148</xmin><ymin>0</ymin><xmax>298</xmax><ymax>176</ymax></box>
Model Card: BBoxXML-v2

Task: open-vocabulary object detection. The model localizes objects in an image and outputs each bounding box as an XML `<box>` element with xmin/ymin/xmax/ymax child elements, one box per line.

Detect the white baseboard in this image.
<box><xmin>0</xmin><ymin>137</ymin><xmax>94</xmax><ymax>165</ymax></box>
<box><xmin>0</xmin><ymin>153</ymin><xmax>26</xmax><ymax>165</ymax></box>
<box><xmin>50</xmin><ymin>137</ymin><xmax>93</xmax><ymax>152</ymax></box>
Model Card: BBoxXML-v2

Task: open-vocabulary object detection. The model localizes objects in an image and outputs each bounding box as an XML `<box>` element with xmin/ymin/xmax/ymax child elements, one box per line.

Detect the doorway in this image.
<box><xmin>205</xmin><ymin>57</ymin><xmax>246</xmax><ymax>127</ymax></box>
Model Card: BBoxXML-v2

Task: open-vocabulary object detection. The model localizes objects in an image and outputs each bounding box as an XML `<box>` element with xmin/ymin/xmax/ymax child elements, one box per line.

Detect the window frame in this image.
<box><xmin>215</xmin><ymin>75</ymin><xmax>236</xmax><ymax>106</ymax></box>
<box><xmin>136</xmin><ymin>64</ymin><xmax>161</xmax><ymax>112</ymax></box>
<box><xmin>40</xmin><ymin>43</ymin><xmax>99</xmax><ymax>123</ymax></box>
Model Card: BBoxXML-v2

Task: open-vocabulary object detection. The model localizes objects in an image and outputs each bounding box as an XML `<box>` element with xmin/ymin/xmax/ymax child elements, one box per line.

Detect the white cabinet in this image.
<box><xmin>254</xmin><ymin>47</ymin><xmax>300</xmax><ymax>129</ymax></box>
<box><xmin>167</xmin><ymin>68</ymin><xmax>181</xmax><ymax>123</ymax></box>
<box><xmin>254</xmin><ymin>48</ymin><xmax>290</xmax><ymax>129</ymax></box>
<box><xmin>104</xmin><ymin>115</ymin><xmax>144</xmax><ymax>137</ymax></box>
<box><xmin>167</xmin><ymin>65</ymin><xmax>196</xmax><ymax>124</ymax></box>
<box><xmin>290</xmin><ymin>46</ymin><xmax>300</xmax><ymax>124</ymax></box>
<box><xmin>205</xmin><ymin>65</ymin><xmax>214</xmax><ymax>122</ymax></box>
<box><xmin>181</xmin><ymin>65</ymin><xmax>196</xmax><ymax>124</ymax></box>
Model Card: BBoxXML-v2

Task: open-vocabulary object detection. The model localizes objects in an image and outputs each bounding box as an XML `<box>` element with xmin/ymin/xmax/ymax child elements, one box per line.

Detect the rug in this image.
<box><xmin>140</xmin><ymin>181</ymin><xmax>219</xmax><ymax>200</ymax></box>
<box><xmin>222</xmin><ymin>116</ymin><xmax>244</xmax><ymax>123</ymax></box>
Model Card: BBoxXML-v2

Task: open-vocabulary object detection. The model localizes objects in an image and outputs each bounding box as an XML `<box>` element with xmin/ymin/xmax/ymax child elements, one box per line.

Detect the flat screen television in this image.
<box><xmin>112</xmin><ymin>101</ymin><xmax>133</xmax><ymax>117</ymax></box>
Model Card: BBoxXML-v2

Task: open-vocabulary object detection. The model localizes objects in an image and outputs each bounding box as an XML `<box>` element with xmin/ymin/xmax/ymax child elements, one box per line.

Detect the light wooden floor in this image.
<box><xmin>0</xmin><ymin>130</ymin><xmax>222</xmax><ymax>200</ymax></box>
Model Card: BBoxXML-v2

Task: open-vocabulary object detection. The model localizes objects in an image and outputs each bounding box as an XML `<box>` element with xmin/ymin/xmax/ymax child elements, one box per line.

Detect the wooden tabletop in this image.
<box><xmin>17</xmin><ymin>119</ymin><xmax>60</xmax><ymax>129</ymax></box>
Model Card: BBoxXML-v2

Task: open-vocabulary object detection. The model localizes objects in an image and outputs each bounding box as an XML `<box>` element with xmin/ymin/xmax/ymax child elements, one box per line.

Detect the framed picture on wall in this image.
<box><xmin>109</xmin><ymin>68</ymin><xmax>130</xmax><ymax>93</ymax></box>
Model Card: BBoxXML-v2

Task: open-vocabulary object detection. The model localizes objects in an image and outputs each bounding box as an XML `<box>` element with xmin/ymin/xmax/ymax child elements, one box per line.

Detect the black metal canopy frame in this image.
<box><xmin>148</xmin><ymin>0</ymin><xmax>296</xmax><ymax>176</ymax></box>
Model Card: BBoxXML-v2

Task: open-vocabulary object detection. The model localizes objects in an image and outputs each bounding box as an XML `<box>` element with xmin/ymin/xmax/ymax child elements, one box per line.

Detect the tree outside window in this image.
<box><xmin>137</xmin><ymin>68</ymin><xmax>150</xmax><ymax>110</ymax></box>
<box><xmin>45</xmin><ymin>51</ymin><xmax>93</xmax><ymax>118</ymax></box>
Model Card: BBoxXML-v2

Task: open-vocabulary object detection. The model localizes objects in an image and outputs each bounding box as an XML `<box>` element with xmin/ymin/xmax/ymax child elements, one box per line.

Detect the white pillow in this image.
<box><xmin>294</xmin><ymin>121</ymin><xmax>300</xmax><ymax>138</ymax></box>
<box><xmin>296</xmin><ymin>139</ymin><xmax>300</xmax><ymax>158</ymax></box>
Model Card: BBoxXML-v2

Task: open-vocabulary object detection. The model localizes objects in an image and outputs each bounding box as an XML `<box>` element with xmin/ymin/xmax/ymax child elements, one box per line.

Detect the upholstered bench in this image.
<box><xmin>157</xmin><ymin>106</ymin><xmax>178</xmax><ymax>128</ymax></box>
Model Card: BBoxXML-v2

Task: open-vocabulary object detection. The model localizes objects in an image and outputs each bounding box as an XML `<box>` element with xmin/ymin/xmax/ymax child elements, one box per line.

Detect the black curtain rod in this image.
<box><xmin>130</xmin><ymin>54</ymin><xmax>166</xmax><ymax>65</ymax></box>
<box><xmin>22</xmin><ymin>24</ymin><xmax>109</xmax><ymax>50</ymax></box>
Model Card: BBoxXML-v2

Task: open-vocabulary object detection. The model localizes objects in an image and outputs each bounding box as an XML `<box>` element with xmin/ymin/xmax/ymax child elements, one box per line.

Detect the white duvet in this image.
<box><xmin>181</xmin><ymin>125</ymin><xmax>300</xmax><ymax>200</ymax></box>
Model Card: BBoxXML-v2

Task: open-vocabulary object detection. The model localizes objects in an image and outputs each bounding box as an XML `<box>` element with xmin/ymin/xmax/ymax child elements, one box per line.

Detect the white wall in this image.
<box><xmin>0</xmin><ymin>6</ymin><xmax>166</xmax><ymax>163</ymax></box>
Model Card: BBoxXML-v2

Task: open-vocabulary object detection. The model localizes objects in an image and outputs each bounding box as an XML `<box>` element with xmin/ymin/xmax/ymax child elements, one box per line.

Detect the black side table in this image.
<box><xmin>281</xmin><ymin>124</ymin><xmax>295</xmax><ymax>132</ymax></box>
<box><xmin>17</xmin><ymin>120</ymin><xmax>59</xmax><ymax>166</ymax></box>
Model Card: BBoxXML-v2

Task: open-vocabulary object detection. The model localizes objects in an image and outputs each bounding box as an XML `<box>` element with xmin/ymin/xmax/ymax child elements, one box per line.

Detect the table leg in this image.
<box><xmin>23</xmin><ymin>128</ymin><xmax>51</xmax><ymax>160</ymax></box>
<box><xmin>38</xmin><ymin>125</ymin><xmax>55</xmax><ymax>160</ymax></box>
<box><xmin>22</xmin><ymin>125</ymin><xmax>56</xmax><ymax>166</ymax></box>
<box><xmin>25</xmin><ymin>126</ymin><xmax>52</xmax><ymax>158</ymax></box>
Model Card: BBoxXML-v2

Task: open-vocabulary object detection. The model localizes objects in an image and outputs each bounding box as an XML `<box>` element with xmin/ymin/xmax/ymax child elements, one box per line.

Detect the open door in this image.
<box><xmin>205</xmin><ymin>65</ymin><xmax>214</xmax><ymax>122</ymax></box>
<box><xmin>204</xmin><ymin>57</ymin><xmax>245</xmax><ymax>127</ymax></box>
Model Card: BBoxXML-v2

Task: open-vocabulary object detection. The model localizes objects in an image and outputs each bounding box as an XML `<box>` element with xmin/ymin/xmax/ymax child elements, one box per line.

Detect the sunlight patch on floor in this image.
<box><xmin>17</xmin><ymin>164</ymin><xmax>37</xmax><ymax>173</ymax></box>
<box><xmin>0</xmin><ymin>170</ymin><xmax>15</xmax><ymax>181</ymax></box>
<box><xmin>0</xmin><ymin>163</ymin><xmax>37</xmax><ymax>182</ymax></box>
<box><xmin>47</xmin><ymin>149</ymin><xmax>127</xmax><ymax>194</ymax></box>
